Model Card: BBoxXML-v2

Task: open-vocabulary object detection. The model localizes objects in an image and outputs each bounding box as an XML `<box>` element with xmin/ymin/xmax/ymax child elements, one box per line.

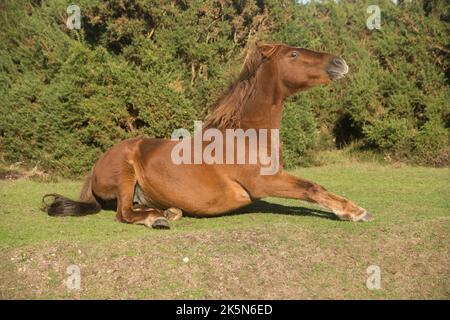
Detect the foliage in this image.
<box><xmin>0</xmin><ymin>0</ymin><xmax>448</xmax><ymax>176</ymax></box>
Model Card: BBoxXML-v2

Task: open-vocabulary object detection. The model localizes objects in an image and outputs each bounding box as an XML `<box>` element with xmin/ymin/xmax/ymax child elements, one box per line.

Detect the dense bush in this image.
<box><xmin>280</xmin><ymin>101</ymin><xmax>317</xmax><ymax>168</ymax></box>
<box><xmin>0</xmin><ymin>0</ymin><xmax>448</xmax><ymax>176</ymax></box>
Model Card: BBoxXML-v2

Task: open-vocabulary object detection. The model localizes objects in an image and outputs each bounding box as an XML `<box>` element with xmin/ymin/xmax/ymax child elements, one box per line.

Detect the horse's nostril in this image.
<box><xmin>327</xmin><ymin>57</ymin><xmax>349</xmax><ymax>80</ymax></box>
<box><xmin>333</xmin><ymin>58</ymin><xmax>344</xmax><ymax>67</ymax></box>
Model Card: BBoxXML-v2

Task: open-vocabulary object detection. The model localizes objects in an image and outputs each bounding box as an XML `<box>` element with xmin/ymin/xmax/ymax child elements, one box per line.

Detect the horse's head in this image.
<box><xmin>256</xmin><ymin>43</ymin><xmax>349</xmax><ymax>95</ymax></box>
<box><xmin>205</xmin><ymin>42</ymin><xmax>349</xmax><ymax>129</ymax></box>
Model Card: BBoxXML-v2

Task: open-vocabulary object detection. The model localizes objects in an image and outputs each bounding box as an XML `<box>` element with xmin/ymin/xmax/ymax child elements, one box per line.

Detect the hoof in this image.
<box><xmin>354</xmin><ymin>212</ymin><xmax>373</xmax><ymax>222</ymax></box>
<box><xmin>164</xmin><ymin>208</ymin><xmax>183</xmax><ymax>221</ymax></box>
<box><xmin>151</xmin><ymin>217</ymin><xmax>170</xmax><ymax>229</ymax></box>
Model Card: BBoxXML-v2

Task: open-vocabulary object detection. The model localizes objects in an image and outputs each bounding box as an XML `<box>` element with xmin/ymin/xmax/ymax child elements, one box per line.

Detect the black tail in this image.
<box><xmin>42</xmin><ymin>172</ymin><xmax>101</xmax><ymax>216</ymax></box>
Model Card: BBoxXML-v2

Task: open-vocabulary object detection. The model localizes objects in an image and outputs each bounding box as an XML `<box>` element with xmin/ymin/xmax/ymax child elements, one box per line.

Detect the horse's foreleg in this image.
<box><xmin>261</xmin><ymin>172</ymin><xmax>371</xmax><ymax>221</ymax></box>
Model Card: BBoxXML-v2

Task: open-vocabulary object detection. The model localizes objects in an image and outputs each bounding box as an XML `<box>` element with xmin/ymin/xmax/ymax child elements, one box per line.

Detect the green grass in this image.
<box><xmin>0</xmin><ymin>160</ymin><xmax>449</xmax><ymax>299</ymax></box>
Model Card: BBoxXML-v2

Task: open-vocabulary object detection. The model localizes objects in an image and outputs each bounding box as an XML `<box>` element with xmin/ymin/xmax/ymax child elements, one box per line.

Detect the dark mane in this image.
<box><xmin>203</xmin><ymin>44</ymin><xmax>280</xmax><ymax>129</ymax></box>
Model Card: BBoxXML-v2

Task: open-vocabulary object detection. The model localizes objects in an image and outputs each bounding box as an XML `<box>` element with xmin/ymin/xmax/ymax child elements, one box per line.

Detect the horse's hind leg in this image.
<box><xmin>115</xmin><ymin>164</ymin><xmax>170</xmax><ymax>229</ymax></box>
<box><xmin>133</xmin><ymin>184</ymin><xmax>183</xmax><ymax>221</ymax></box>
<box><xmin>118</xmin><ymin>207</ymin><xmax>170</xmax><ymax>229</ymax></box>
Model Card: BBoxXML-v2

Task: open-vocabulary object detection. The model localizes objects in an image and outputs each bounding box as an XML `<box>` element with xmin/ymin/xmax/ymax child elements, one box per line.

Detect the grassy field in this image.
<box><xmin>0</xmin><ymin>159</ymin><xmax>449</xmax><ymax>299</ymax></box>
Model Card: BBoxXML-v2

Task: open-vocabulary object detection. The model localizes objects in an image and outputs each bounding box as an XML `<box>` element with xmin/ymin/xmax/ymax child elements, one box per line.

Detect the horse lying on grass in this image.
<box><xmin>42</xmin><ymin>43</ymin><xmax>371</xmax><ymax>229</ymax></box>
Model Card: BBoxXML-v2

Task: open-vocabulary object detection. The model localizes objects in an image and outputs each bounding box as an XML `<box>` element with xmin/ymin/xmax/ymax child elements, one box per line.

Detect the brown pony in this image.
<box><xmin>42</xmin><ymin>43</ymin><xmax>371</xmax><ymax>229</ymax></box>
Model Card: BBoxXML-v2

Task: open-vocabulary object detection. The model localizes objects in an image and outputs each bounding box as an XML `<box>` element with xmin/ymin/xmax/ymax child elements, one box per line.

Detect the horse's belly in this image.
<box><xmin>184</xmin><ymin>185</ymin><xmax>253</xmax><ymax>216</ymax></box>
<box><xmin>136</xmin><ymin>172</ymin><xmax>252</xmax><ymax>216</ymax></box>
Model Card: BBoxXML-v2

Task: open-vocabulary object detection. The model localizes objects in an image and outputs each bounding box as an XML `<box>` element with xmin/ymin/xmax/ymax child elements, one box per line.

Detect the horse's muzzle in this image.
<box><xmin>327</xmin><ymin>57</ymin><xmax>349</xmax><ymax>80</ymax></box>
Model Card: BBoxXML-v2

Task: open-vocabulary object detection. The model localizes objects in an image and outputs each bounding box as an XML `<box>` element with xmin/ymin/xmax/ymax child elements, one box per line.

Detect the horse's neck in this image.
<box><xmin>238</xmin><ymin>103</ymin><xmax>283</xmax><ymax>131</ymax></box>
<box><xmin>239</xmin><ymin>74</ymin><xmax>285</xmax><ymax>131</ymax></box>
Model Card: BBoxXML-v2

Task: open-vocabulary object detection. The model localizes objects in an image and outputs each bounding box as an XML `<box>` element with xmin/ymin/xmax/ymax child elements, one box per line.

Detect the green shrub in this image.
<box><xmin>414</xmin><ymin>121</ymin><xmax>449</xmax><ymax>166</ymax></box>
<box><xmin>281</xmin><ymin>101</ymin><xmax>317</xmax><ymax>168</ymax></box>
<box><xmin>364</xmin><ymin>118</ymin><xmax>413</xmax><ymax>151</ymax></box>
<box><xmin>0</xmin><ymin>0</ymin><xmax>448</xmax><ymax>176</ymax></box>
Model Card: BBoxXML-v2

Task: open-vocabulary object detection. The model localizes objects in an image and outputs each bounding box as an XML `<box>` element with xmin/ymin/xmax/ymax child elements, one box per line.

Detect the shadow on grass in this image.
<box><xmin>223</xmin><ymin>200</ymin><xmax>339</xmax><ymax>221</ymax></box>
<box><xmin>100</xmin><ymin>198</ymin><xmax>338</xmax><ymax>221</ymax></box>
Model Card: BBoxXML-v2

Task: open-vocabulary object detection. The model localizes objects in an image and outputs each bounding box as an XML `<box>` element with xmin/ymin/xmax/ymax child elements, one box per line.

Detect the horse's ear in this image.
<box><xmin>239</xmin><ymin>42</ymin><xmax>277</xmax><ymax>79</ymax></box>
<box><xmin>256</xmin><ymin>43</ymin><xmax>279</xmax><ymax>58</ymax></box>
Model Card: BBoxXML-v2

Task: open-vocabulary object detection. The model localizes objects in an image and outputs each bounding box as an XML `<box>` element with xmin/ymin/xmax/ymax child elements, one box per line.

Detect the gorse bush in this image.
<box><xmin>364</xmin><ymin>118</ymin><xmax>412</xmax><ymax>151</ymax></box>
<box><xmin>280</xmin><ymin>101</ymin><xmax>317</xmax><ymax>168</ymax></box>
<box><xmin>0</xmin><ymin>0</ymin><xmax>448</xmax><ymax>176</ymax></box>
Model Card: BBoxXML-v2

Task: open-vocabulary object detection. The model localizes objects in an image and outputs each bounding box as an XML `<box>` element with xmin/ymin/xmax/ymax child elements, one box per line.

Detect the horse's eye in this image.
<box><xmin>291</xmin><ymin>51</ymin><xmax>298</xmax><ymax>58</ymax></box>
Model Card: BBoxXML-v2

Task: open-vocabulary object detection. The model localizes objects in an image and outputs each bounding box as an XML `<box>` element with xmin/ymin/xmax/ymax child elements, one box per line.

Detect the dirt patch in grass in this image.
<box><xmin>1</xmin><ymin>219</ymin><xmax>448</xmax><ymax>299</ymax></box>
<box><xmin>0</xmin><ymin>169</ymin><xmax>21</xmax><ymax>180</ymax></box>
<box><xmin>0</xmin><ymin>164</ymin><xmax>51</xmax><ymax>181</ymax></box>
